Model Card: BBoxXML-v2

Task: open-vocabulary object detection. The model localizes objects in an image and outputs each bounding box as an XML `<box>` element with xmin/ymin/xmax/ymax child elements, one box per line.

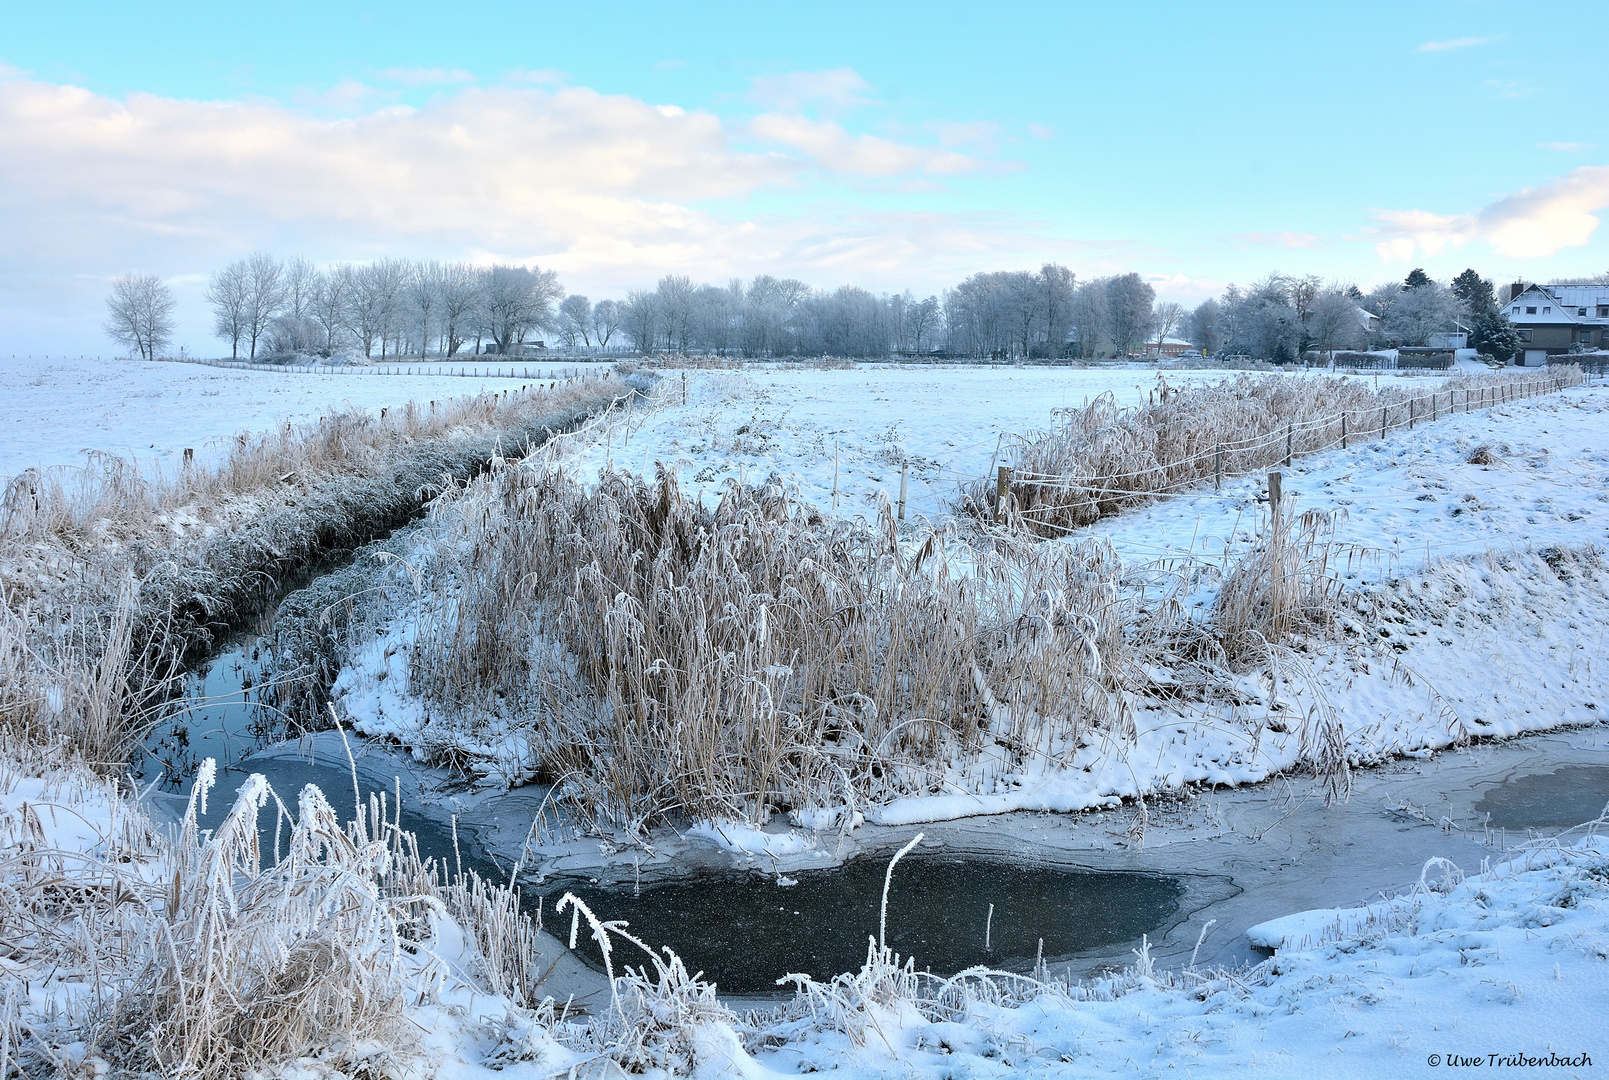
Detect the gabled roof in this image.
<box><xmin>1503</xmin><ymin>285</ymin><xmax>1607</xmax><ymax>325</ymax></box>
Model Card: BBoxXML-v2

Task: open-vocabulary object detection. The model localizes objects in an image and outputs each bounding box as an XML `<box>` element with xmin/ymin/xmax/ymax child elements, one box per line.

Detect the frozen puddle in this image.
<box><xmin>1475</xmin><ymin>765</ymin><xmax>1609</xmax><ymax>830</ymax></box>
<box><xmin>550</xmin><ymin>858</ymin><xmax>1183</xmax><ymax>995</ymax></box>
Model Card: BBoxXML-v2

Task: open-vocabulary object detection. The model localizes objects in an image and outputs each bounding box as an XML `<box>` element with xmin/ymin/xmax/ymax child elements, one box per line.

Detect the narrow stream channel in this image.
<box><xmin>144</xmin><ymin>604</ymin><xmax>1609</xmax><ymax>999</ymax></box>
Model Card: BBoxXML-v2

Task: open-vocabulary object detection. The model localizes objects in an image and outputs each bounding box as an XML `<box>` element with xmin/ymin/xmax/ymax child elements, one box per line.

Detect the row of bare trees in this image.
<box><xmin>1187</xmin><ymin>269</ymin><xmax>1488</xmax><ymax>362</ymax></box>
<box><xmin>202</xmin><ymin>255</ymin><xmax>566</xmax><ymax>361</ymax></box>
<box><xmin>108</xmin><ymin>254</ymin><xmax>1519</xmax><ymax>363</ymax></box>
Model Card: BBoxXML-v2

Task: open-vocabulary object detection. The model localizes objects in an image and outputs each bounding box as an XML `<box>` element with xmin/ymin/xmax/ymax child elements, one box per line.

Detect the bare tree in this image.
<box><xmin>1152</xmin><ymin>301</ymin><xmax>1185</xmax><ymax>351</ymax></box>
<box><xmin>282</xmin><ymin>256</ymin><xmax>318</xmax><ymax>321</ymax></box>
<box><xmin>438</xmin><ymin>262</ymin><xmax>480</xmax><ymax>356</ymax></box>
<box><xmin>310</xmin><ymin>266</ymin><xmax>352</xmax><ymax>356</ymax></box>
<box><xmin>482</xmin><ymin>264</ymin><xmax>562</xmax><ymax>353</ymax></box>
<box><xmin>242</xmin><ymin>252</ymin><xmax>286</xmax><ymax>361</ymax></box>
<box><xmin>656</xmin><ymin>274</ymin><xmax>695</xmax><ymax>352</ymax></box>
<box><xmin>622</xmin><ymin>289</ymin><xmax>659</xmax><ymax>351</ymax></box>
<box><xmin>908</xmin><ymin>295</ymin><xmax>940</xmax><ymax>354</ymax></box>
<box><xmin>1104</xmin><ymin>273</ymin><xmax>1156</xmax><ymax>356</ymax></box>
<box><xmin>407</xmin><ymin>260</ymin><xmax>443</xmax><ymax>358</ymax></box>
<box><xmin>265</xmin><ymin>255</ymin><xmax>324</xmax><ymax>356</ymax></box>
<box><xmin>1188</xmin><ymin>298</ymin><xmax>1222</xmax><ymax>354</ymax></box>
<box><xmin>104</xmin><ymin>274</ymin><xmax>176</xmax><ymax>360</ymax></box>
<box><xmin>1039</xmin><ymin>263</ymin><xmax>1076</xmax><ymax>357</ymax></box>
<box><xmin>206</xmin><ymin>261</ymin><xmax>250</xmax><ymax>360</ymax></box>
<box><xmin>558</xmin><ymin>294</ymin><xmax>592</xmax><ymax>346</ymax></box>
<box><xmin>590</xmin><ymin>298</ymin><xmax>621</xmax><ymax>346</ymax></box>
<box><xmin>1382</xmin><ymin>282</ymin><xmax>1466</xmax><ymax>346</ymax></box>
<box><xmin>1305</xmin><ymin>288</ymin><xmax>1365</xmax><ymax>362</ymax></box>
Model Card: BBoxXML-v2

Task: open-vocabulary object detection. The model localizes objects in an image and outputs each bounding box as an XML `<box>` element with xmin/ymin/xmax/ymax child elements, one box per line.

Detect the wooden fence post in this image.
<box><xmin>1341</xmin><ymin>413</ymin><xmax>1348</xmax><ymax>450</ymax></box>
<box><xmin>1285</xmin><ymin>424</ymin><xmax>1293</xmax><ymax>466</ymax></box>
<box><xmin>1409</xmin><ymin>397</ymin><xmax>1415</xmax><ymax>430</ymax></box>
<box><xmin>1215</xmin><ymin>443</ymin><xmax>1223</xmax><ymax>490</ymax></box>
<box><xmin>1268</xmin><ymin>470</ymin><xmax>1282</xmax><ymax>507</ymax></box>
<box><xmin>1380</xmin><ymin>406</ymin><xmax>1387</xmax><ymax>439</ymax></box>
<box><xmin>833</xmin><ymin>443</ymin><xmax>840</xmax><ymax>514</ymax></box>
<box><xmin>996</xmin><ymin>465</ymin><xmax>1012</xmax><ymax>524</ymax></box>
<box><xmin>898</xmin><ymin>460</ymin><xmax>908</xmax><ymax>522</ymax></box>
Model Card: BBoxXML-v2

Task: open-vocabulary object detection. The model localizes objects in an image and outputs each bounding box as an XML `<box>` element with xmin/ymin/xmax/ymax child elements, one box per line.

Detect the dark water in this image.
<box><xmin>182</xmin><ymin>755</ymin><xmax>470</xmax><ymax>880</ymax></box>
<box><xmin>146</xmin><ymin>637</ymin><xmax>1183</xmax><ymax>999</ymax></box>
<box><xmin>1475</xmin><ymin>766</ymin><xmax>1609</xmax><ymax>830</ymax></box>
<box><xmin>549</xmin><ymin>858</ymin><xmax>1182</xmax><ymax>995</ymax></box>
<box><xmin>134</xmin><ymin>642</ymin><xmax>283</xmax><ymax>788</ymax></box>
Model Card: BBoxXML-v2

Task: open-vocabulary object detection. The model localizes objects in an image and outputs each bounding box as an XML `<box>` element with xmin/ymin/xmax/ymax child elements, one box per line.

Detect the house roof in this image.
<box><xmin>1503</xmin><ymin>285</ymin><xmax>1609</xmax><ymax>326</ymax></box>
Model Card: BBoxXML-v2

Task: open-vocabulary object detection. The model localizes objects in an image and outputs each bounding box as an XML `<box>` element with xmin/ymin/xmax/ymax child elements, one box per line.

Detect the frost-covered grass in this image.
<box><xmin>5</xmin><ymin>747</ymin><xmax>1605</xmax><ymax>1078</ymax></box>
<box><xmin>0</xmin><ymin>354</ymin><xmax>617</xmax><ymax>479</ymax></box>
<box><xmin>381</xmin><ymin>463</ymin><xmax>1137</xmax><ymax>828</ymax></box>
<box><xmin>978</xmin><ymin>367</ymin><xmax>1582</xmax><ymax>535</ymax></box>
<box><xmin>0</xmin><ymin>372</ymin><xmax>630</xmax><ymax>767</ymax></box>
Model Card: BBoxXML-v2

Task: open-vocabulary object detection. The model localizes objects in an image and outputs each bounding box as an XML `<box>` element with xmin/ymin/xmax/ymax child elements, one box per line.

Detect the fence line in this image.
<box><xmin>987</xmin><ymin>370</ymin><xmax>1584</xmax><ymax>530</ymax></box>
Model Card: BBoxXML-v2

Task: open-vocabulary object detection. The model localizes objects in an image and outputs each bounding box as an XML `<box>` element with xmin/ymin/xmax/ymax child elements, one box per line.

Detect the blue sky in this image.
<box><xmin>1</xmin><ymin>0</ymin><xmax>1606</xmax><ymax>354</ymax></box>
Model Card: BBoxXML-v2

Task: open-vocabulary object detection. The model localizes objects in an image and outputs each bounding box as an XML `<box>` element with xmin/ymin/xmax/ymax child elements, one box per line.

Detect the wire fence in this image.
<box><xmin>982</xmin><ymin>369</ymin><xmax>1589</xmax><ymax>538</ymax></box>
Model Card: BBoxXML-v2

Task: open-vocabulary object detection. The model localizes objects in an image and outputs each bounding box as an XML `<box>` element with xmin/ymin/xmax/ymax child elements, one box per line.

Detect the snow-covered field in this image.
<box><xmin>8</xmin><ymin>755</ymin><xmax>1605</xmax><ymax>1077</ymax></box>
<box><xmin>6</xmin><ymin>360</ymin><xmax>1608</xmax><ymax>1076</ymax></box>
<box><xmin>0</xmin><ymin>354</ymin><xmax>615</xmax><ymax>478</ymax></box>
<box><xmin>336</xmin><ymin>367</ymin><xmax>1609</xmax><ymax>828</ymax></box>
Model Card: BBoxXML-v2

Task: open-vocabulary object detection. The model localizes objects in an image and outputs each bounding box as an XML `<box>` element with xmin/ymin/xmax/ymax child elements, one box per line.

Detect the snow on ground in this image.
<box><xmin>728</xmin><ymin>839</ymin><xmax>1609</xmax><ymax>1079</ymax></box>
<box><xmin>1082</xmin><ymin>380</ymin><xmax>1609</xmax><ymax>578</ymax></box>
<box><xmin>540</xmin><ymin>363</ymin><xmax>1290</xmax><ymax>521</ymax></box>
<box><xmin>12</xmin><ymin>752</ymin><xmax>1606</xmax><ymax>1077</ymax></box>
<box><xmin>337</xmin><ymin>372</ymin><xmax>1609</xmax><ymax>829</ymax></box>
<box><xmin>0</xmin><ymin>354</ymin><xmax>615</xmax><ymax>479</ymax></box>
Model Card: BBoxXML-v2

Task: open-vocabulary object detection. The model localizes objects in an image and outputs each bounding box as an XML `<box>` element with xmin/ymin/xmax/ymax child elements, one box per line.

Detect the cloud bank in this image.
<box><xmin>1371</xmin><ymin>166</ymin><xmax>1609</xmax><ymax>261</ymax></box>
<box><xmin>0</xmin><ymin>68</ymin><xmax>1080</xmax><ymax>350</ymax></box>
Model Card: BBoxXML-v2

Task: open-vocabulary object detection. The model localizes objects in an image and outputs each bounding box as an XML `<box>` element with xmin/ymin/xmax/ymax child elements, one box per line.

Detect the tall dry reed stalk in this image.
<box><xmin>0</xmin><ymin>745</ymin><xmax>552</xmax><ymax>1077</ymax></box>
<box><xmin>973</xmin><ymin>368</ymin><xmax>1584</xmax><ymax>536</ymax></box>
<box><xmin>0</xmin><ymin>376</ymin><xmax>629</xmax><ymax>772</ymax></box>
<box><xmin>406</xmin><ymin>466</ymin><xmax>1132</xmax><ymax>828</ymax></box>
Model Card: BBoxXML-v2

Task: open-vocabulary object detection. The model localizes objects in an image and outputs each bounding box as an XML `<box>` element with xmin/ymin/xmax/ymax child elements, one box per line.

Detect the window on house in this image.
<box><xmin>1526</xmin><ymin>306</ymin><xmax>1537</xmax><ymax>314</ymax></box>
<box><xmin>1518</xmin><ymin>329</ymin><xmax>1533</xmax><ymax>342</ymax></box>
<box><xmin>1543</xmin><ymin>306</ymin><xmax>1552</xmax><ymax>313</ymax></box>
<box><xmin>1581</xmin><ymin>308</ymin><xmax>1590</xmax><ymax>316</ymax></box>
<box><xmin>1598</xmin><ymin>306</ymin><xmax>1608</xmax><ymax>318</ymax></box>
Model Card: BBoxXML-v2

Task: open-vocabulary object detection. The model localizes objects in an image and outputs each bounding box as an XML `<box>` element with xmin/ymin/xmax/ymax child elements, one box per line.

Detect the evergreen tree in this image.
<box><xmin>1470</xmin><ymin>310</ymin><xmax>1520</xmax><ymax>362</ymax></box>
<box><xmin>1451</xmin><ymin>268</ymin><xmax>1496</xmax><ymax>316</ymax></box>
<box><xmin>1403</xmin><ymin>267</ymin><xmax>1432</xmax><ymax>291</ymax></box>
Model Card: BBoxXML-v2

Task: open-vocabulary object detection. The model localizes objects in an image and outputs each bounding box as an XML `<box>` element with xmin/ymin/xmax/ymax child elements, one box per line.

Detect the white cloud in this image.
<box><xmin>748</xmin><ymin>68</ymin><xmax>876</xmax><ymax>114</ymax></box>
<box><xmin>1416</xmin><ymin>35</ymin><xmax>1500</xmax><ymax>53</ymax></box>
<box><xmin>748</xmin><ymin>113</ymin><xmax>979</xmax><ymax>177</ymax></box>
<box><xmin>1026</xmin><ymin>123</ymin><xmax>1056</xmax><ymax>141</ymax></box>
<box><xmin>375</xmin><ymin>67</ymin><xmax>476</xmax><ymax>86</ymax></box>
<box><xmin>0</xmin><ymin>72</ymin><xmax>1042</xmax><ymax>349</ymax></box>
<box><xmin>1370</xmin><ymin>166</ymin><xmax>1609</xmax><ymax>261</ymax></box>
<box><xmin>1539</xmin><ymin>141</ymin><xmax>1590</xmax><ymax>153</ymax></box>
<box><xmin>926</xmin><ymin>120</ymin><xmax>1002</xmax><ymax>152</ymax></box>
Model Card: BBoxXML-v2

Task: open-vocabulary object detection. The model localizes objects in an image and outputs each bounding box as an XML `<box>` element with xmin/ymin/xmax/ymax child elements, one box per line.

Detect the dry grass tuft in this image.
<box><xmin>0</xmin><ymin>376</ymin><xmax>629</xmax><ymax>772</ymax></box>
<box><xmin>971</xmin><ymin>368</ymin><xmax>1583</xmax><ymax>536</ymax></box>
<box><xmin>0</xmin><ymin>747</ymin><xmax>552</xmax><ymax>1077</ymax></box>
<box><xmin>405</xmin><ymin>466</ymin><xmax>1132</xmax><ymax>827</ymax></box>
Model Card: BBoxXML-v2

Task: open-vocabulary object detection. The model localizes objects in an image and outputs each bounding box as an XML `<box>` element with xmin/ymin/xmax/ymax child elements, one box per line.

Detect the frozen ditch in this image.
<box><xmin>553</xmin><ymin>858</ymin><xmax>1185</xmax><ymax>996</ymax></box>
<box><xmin>142</xmin><ymin>625</ymin><xmax>1609</xmax><ymax>1005</ymax></box>
<box><xmin>1475</xmin><ymin>764</ymin><xmax>1609</xmax><ymax>831</ymax></box>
